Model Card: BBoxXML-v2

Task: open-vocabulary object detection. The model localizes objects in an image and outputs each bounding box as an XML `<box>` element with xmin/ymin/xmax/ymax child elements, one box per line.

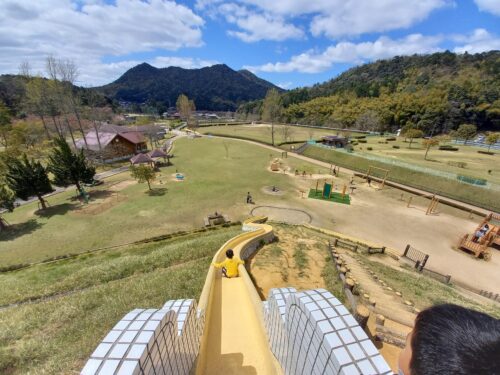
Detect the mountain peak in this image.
<box><xmin>99</xmin><ymin>62</ymin><xmax>282</xmax><ymax>111</ymax></box>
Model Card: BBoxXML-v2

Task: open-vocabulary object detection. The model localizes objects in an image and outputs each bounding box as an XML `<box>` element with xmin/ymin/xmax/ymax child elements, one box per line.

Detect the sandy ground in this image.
<box><xmin>257</xmin><ymin>163</ymin><xmax>500</xmax><ymax>295</ymax></box>
<box><xmin>248</xmin><ymin>227</ymin><xmax>328</xmax><ymax>299</ymax></box>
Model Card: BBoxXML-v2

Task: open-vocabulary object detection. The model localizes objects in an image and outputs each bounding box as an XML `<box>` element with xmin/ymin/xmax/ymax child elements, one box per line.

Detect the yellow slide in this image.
<box><xmin>196</xmin><ymin>218</ymin><xmax>280</xmax><ymax>375</ymax></box>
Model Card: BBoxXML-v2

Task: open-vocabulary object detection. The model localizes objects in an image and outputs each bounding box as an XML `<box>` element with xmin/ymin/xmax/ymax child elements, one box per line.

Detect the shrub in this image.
<box><xmin>392</xmin><ymin>145</ymin><xmax>400</xmax><ymax>149</ymax></box>
<box><xmin>358</xmin><ymin>139</ymin><xmax>367</xmax><ymax>143</ymax></box>
<box><xmin>354</xmin><ymin>135</ymin><xmax>366</xmax><ymax>139</ymax></box>
<box><xmin>367</xmin><ymin>147</ymin><xmax>373</xmax><ymax>151</ymax></box>
<box><xmin>478</xmin><ymin>150</ymin><xmax>495</xmax><ymax>155</ymax></box>
<box><xmin>377</xmin><ymin>141</ymin><xmax>388</xmax><ymax>144</ymax></box>
<box><xmin>439</xmin><ymin>145</ymin><xmax>459</xmax><ymax>151</ymax></box>
<box><xmin>447</xmin><ymin>161</ymin><xmax>467</xmax><ymax>168</ymax></box>
<box><xmin>386</xmin><ymin>137</ymin><xmax>396</xmax><ymax>141</ymax></box>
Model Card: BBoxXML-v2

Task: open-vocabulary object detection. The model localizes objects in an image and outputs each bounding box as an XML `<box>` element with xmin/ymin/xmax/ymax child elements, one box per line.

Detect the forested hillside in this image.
<box><xmin>238</xmin><ymin>51</ymin><xmax>500</xmax><ymax>133</ymax></box>
<box><xmin>98</xmin><ymin>63</ymin><xmax>282</xmax><ymax>111</ymax></box>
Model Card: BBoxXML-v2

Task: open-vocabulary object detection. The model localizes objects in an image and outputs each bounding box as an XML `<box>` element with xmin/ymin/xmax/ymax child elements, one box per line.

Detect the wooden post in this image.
<box><xmin>407</xmin><ymin>196</ymin><xmax>413</xmax><ymax>208</ymax></box>
<box><xmin>342</xmin><ymin>184</ymin><xmax>347</xmax><ymax>198</ymax></box>
<box><xmin>354</xmin><ymin>305</ymin><xmax>370</xmax><ymax>329</ymax></box>
<box><xmin>315</xmin><ymin>179</ymin><xmax>319</xmax><ymax>192</ymax></box>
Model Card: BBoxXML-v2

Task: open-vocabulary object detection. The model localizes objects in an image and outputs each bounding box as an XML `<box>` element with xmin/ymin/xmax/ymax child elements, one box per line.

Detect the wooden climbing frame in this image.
<box><xmin>365</xmin><ymin>166</ymin><xmax>390</xmax><ymax>190</ymax></box>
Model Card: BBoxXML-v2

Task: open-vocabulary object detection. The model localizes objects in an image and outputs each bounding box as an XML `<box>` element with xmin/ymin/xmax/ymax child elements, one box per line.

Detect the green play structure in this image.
<box><xmin>308</xmin><ymin>180</ymin><xmax>351</xmax><ymax>205</ymax></box>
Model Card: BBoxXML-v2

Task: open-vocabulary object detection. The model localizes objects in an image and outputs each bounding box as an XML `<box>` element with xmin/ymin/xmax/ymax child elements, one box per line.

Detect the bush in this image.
<box><xmin>358</xmin><ymin>139</ymin><xmax>367</xmax><ymax>143</ymax></box>
<box><xmin>477</xmin><ymin>150</ymin><xmax>495</xmax><ymax>155</ymax></box>
<box><xmin>386</xmin><ymin>137</ymin><xmax>396</xmax><ymax>141</ymax></box>
<box><xmin>351</xmin><ymin>141</ymin><xmax>359</xmax><ymax>145</ymax></box>
<box><xmin>447</xmin><ymin>161</ymin><xmax>467</xmax><ymax>168</ymax></box>
<box><xmin>378</xmin><ymin>141</ymin><xmax>388</xmax><ymax>144</ymax></box>
<box><xmin>392</xmin><ymin>145</ymin><xmax>400</xmax><ymax>149</ymax></box>
<box><xmin>367</xmin><ymin>147</ymin><xmax>373</xmax><ymax>151</ymax></box>
<box><xmin>354</xmin><ymin>135</ymin><xmax>366</xmax><ymax>139</ymax></box>
<box><xmin>457</xmin><ymin>175</ymin><xmax>487</xmax><ymax>186</ymax></box>
<box><xmin>439</xmin><ymin>145</ymin><xmax>459</xmax><ymax>151</ymax></box>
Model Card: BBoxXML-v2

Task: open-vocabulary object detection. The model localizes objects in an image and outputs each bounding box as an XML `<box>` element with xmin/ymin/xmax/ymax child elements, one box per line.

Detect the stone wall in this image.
<box><xmin>264</xmin><ymin>288</ymin><xmax>393</xmax><ymax>375</ymax></box>
<box><xmin>81</xmin><ymin>299</ymin><xmax>200</xmax><ymax>375</ymax></box>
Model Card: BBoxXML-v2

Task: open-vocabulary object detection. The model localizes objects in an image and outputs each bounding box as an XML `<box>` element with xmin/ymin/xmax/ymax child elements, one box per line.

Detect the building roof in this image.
<box><xmin>75</xmin><ymin>131</ymin><xmax>117</xmax><ymax>151</ymax></box>
<box><xmin>130</xmin><ymin>153</ymin><xmax>153</xmax><ymax>165</ymax></box>
<box><xmin>149</xmin><ymin>149</ymin><xmax>167</xmax><ymax>159</ymax></box>
<box><xmin>119</xmin><ymin>131</ymin><xmax>146</xmax><ymax>144</ymax></box>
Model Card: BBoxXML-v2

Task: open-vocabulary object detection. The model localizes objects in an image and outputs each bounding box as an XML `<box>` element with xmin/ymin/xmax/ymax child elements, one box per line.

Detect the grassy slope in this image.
<box><xmin>303</xmin><ymin>145</ymin><xmax>499</xmax><ymax>211</ymax></box>
<box><xmin>0</xmin><ymin>137</ymin><xmax>326</xmax><ymax>266</ymax></box>
<box><xmin>198</xmin><ymin>124</ymin><xmax>343</xmax><ymax>145</ymax></box>
<box><xmin>357</xmin><ymin>254</ymin><xmax>500</xmax><ymax>319</ymax></box>
<box><xmin>0</xmin><ymin>227</ymin><xmax>240</xmax><ymax>374</ymax></box>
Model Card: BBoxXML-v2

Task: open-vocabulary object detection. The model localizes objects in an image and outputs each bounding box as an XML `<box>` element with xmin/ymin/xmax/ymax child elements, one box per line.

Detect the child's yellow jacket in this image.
<box><xmin>213</xmin><ymin>258</ymin><xmax>244</xmax><ymax>277</ymax></box>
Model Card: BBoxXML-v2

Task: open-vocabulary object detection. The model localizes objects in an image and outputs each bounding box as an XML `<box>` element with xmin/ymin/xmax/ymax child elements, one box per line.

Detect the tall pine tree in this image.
<box><xmin>47</xmin><ymin>137</ymin><xmax>95</xmax><ymax>193</ymax></box>
<box><xmin>6</xmin><ymin>155</ymin><xmax>53</xmax><ymax>210</ymax></box>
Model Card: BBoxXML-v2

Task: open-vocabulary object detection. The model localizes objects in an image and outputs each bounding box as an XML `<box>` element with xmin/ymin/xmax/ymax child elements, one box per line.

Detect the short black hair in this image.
<box><xmin>226</xmin><ymin>249</ymin><xmax>234</xmax><ymax>258</ymax></box>
<box><xmin>410</xmin><ymin>304</ymin><xmax>500</xmax><ymax>375</ymax></box>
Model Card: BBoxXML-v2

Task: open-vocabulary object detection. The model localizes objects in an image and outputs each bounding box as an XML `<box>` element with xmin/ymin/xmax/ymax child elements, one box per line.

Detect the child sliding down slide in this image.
<box><xmin>212</xmin><ymin>249</ymin><xmax>244</xmax><ymax>278</ymax></box>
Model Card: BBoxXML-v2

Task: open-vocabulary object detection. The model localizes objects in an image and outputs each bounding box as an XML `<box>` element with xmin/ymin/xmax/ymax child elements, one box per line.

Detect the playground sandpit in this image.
<box><xmin>261</xmin><ymin>185</ymin><xmax>285</xmax><ymax>196</ymax></box>
<box><xmin>73</xmin><ymin>193</ymin><xmax>127</xmax><ymax>215</ymax></box>
<box><xmin>251</xmin><ymin>206</ymin><xmax>312</xmax><ymax>224</ymax></box>
<box><xmin>108</xmin><ymin>180</ymin><xmax>136</xmax><ymax>191</ymax></box>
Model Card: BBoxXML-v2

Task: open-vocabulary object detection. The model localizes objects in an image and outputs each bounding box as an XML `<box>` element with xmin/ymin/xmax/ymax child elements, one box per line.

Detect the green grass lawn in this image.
<box><xmin>198</xmin><ymin>124</ymin><xmax>345</xmax><ymax>145</ymax></box>
<box><xmin>0</xmin><ymin>227</ymin><xmax>239</xmax><ymax>374</ymax></box>
<box><xmin>352</xmin><ymin>136</ymin><xmax>500</xmax><ymax>185</ymax></box>
<box><xmin>0</xmin><ymin>137</ymin><xmax>326</xmax><ymax>267</ymax></box>
<box><xmin>303</xmin><ymin>145</ymin><xmax>500</xmax><ymax>212</ymax></box>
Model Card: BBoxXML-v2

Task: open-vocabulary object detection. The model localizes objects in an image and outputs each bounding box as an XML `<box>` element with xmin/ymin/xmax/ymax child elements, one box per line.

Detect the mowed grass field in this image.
<box><xmin>198</xmin><ymin>123</ymin><xmax>344</xmax><ymax>145</ymax></box>
<box><xmin>0</xmin><ymin>227</ymin><xmax>240</xmax><ymax>374</ymax></box>
<box><xmin>350</xmin><ymin>136</ymin><xmax>500</xmax><ymax>185</ymax></box>
<box><xmin>0</xmin><ymin>137</ymin><xmax>327</xmax><ymax>267</ymax></box>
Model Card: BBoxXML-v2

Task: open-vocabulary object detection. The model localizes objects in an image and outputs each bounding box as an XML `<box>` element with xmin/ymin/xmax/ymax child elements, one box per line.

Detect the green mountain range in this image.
<box><xmin>239</xmin><ymin>51</ymin><xmax>500</xmax><ymax>133</ymax></box>
<box><xmin>98</xmin><ymin>63</ymin><xmax>282</xmax><ymax>111</ymax></box>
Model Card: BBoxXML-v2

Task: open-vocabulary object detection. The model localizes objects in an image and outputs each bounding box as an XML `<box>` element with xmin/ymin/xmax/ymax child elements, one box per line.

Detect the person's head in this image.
<box><xmin>399</xmin><ymin>304</ymin><xmax>500</xmax><ymax>375</ymax></box>
<box><xmin>226</xmin><ymin>249</ymin><xmax>234</xmax><ymax>259</ymax></box>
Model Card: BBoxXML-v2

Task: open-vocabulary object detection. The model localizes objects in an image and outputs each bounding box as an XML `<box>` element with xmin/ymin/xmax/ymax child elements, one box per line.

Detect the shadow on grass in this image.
<box><xmin>147</xmin><ymin>188</ymin><xmax>168</xmax><ymax>196</ymax></box>
<box><xmin>0</xmin><ymin>219</ymin><xmax>44</xmax><ymax>241</ymax></box>
<box><xmin>35</xmin><ymin>203</ymin><xmax>76</xmax><ymax>217</ymax></box>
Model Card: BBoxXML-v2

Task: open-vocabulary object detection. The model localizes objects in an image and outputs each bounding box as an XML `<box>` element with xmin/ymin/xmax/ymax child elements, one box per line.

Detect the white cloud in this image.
<box><xmin>474</xmin><ymin>0</ymin><xmax>500</xmax><ymax>16</ymax></box>
<box><xmin>452</xmin><ymin>29</ymin><xmax>500</xmax><ymax>54</ymax></box>
<box><xmin>245</xmin><ymin>34</ymin><xmax>444</xmax><ymax>73</ymax></box>
<box><xmin>0</xmin><ymin>0</ymin><xmax>205</xmax><ymax>85</ymax></box>
<box><xmin>218</xmin><ymin>3</ymin><xmax>304</xmax><ymax>42</ymax></box>
<box><xmin>198</xmin><ymin>0</ymin><xmax>449</xmax><ymax>39</ymax></box>
<box><xmin>277</xmin><ymin>82</ymin><xmax>293</xmax><ymax>89</ymax></box>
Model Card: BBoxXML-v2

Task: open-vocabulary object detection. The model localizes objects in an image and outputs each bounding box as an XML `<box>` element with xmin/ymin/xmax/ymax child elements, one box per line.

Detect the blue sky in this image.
<box><xmin>0</xmin><ymin>0</ymin><xmax>499</xmax><ymax>88</ymax></box>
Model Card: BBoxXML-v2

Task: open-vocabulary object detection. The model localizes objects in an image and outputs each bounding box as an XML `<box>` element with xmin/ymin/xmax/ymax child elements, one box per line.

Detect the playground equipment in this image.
<box><xmin>81</xmin><ymin>218</ymin><xmax>392</xmax><ymax>375</ymax></box>
<box><xmin>458</xmin><ymin>213</ymin><xmax>500</xmax><ymax>260</ymax></box>
<box><xmin>365</xmin><ymin>166</ymin><xmax>390</xmax><ymax>190</ymax></box>
<box><xmin>175</xmin><ymin>173</ymin><xmax>185</xmax><ymax>181</ymax></box>
<box><xmin>271</xmin><ymin>158</ymin><xmax>280</xmax><ymax>171</ymax></box>
<box><xmin>309</xmin><ymin>180</ymin><xmax>351</xmax><ymax>204</ymax></box>
<box><xmin>426</xmin><ymin>196</ymin><xmax>439</xmax><ymax>215</ymax></box>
